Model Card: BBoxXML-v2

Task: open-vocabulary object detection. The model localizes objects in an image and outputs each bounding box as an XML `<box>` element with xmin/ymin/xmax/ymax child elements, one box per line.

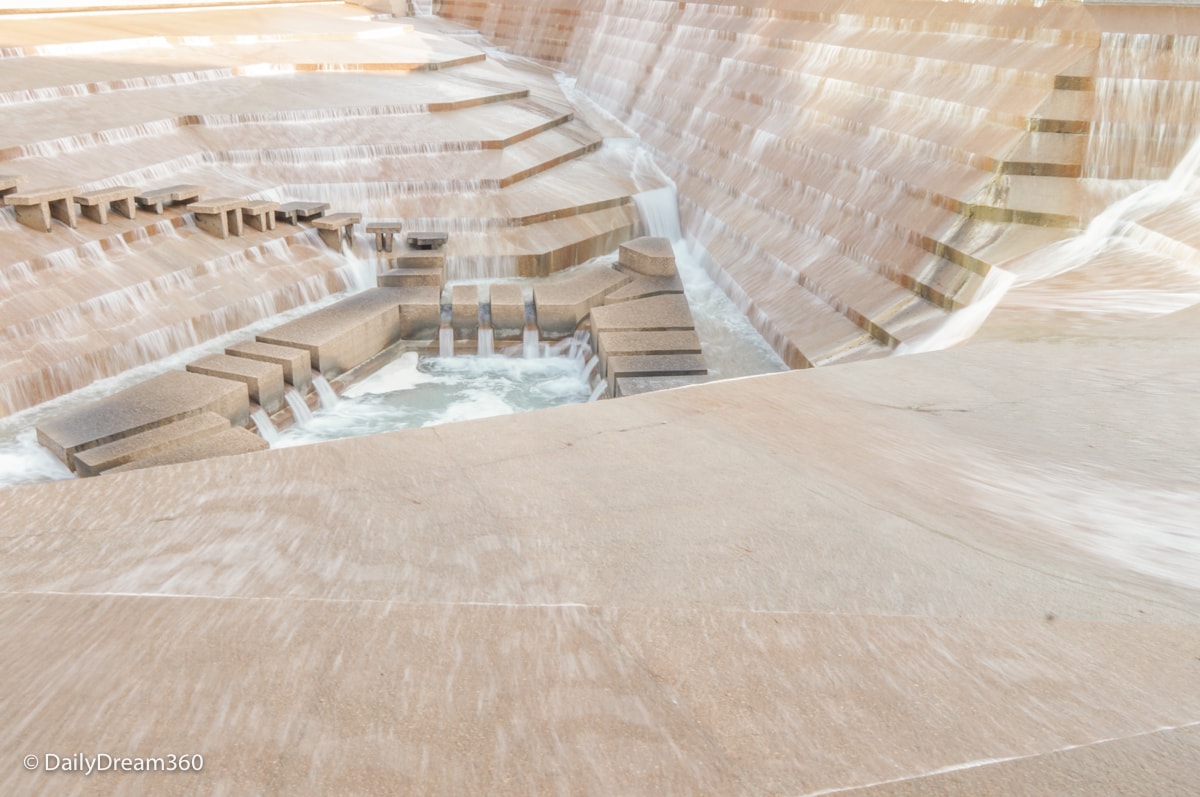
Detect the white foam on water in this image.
<box><xmin>0</xmin><ymin>429</ymin><xmax>73</xmax><ymax>488</ymax></box>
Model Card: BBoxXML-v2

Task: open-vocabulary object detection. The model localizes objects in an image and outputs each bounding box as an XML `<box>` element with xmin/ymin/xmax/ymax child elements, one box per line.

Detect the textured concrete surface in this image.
<box><xmin>489</xmin><ymin>282</ymin><xmax>527</xmax><ymax>332</ymax></box>
<box><xmin>73</xmin><ymin>411</ymin><xmax>230</xmax><ymax>478</ymax></box>
<box><xmin>533</xmin><ymin>264</ymin><xmax>630</xmax><ymax>335</ymax></box>
<box><xmin>225</xmin><ymin>341</ymin><xmax>312</xmax><ymax>393</ymax></box>
<box><xmin>590</xmin><ymin>294</ymin><xmax>698</xmax><ymax>332</ymax></box>
<box><xmin>106</xmin><ymin>426</ymin><xmax>268</xmax><ymax>473</ymax></box>
<box><xmin>3</xmin><ymin>313</ymin><xmax>1200</xmax><ymax>794</ymax></box>
<box><xmin>617</xmin><ymin>236</ymin><xmax>677</xmax><ymax>277</ymax></box>
<box><xmin>256</xmin><ymin>288</ymin><xmax>408</xmax><ymax>376</ymax></box>
<box><xmin>187</xmin><ymin>354</ymin><xmax>285</xmax><ymax>413</ymax></box>
<box><xmin>35</xmin><ymin>370</ymin><xmax>249</xmax><ymax>469</ymax></box>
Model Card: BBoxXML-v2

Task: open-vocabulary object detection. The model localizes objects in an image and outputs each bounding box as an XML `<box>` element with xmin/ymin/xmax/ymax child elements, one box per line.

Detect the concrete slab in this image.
<box><xmin>135</xmin><ymin>184</ymin><xmax>201</xmax><ymax>214</ymax></box>
<box><xmin>451</xmin><ymin>284</ymin><xmax>479</xmax><ymax>337</ymax></box>
<box><xmin>604</xmin><ymin>353</ymin><xmax>708</xmax><ymax>392</ymax></box>
<box><xmin>73</xmin><ymin>411</ymin><xmax>230</xmax><ymax>477</ymax></box>
<box><xmin>386</xmin><ymin>251</ymin><xmax>445</xmax><ymax>270</ymax></box>
<box><xmin>377</xmin><ymin>268</ymin><xmax>443</xmax><ymax>288</ymax></box>
<box><xmin>190</xmin><ymin>196</ymin><xmax>245</xmax><ymax>239</ymax></box>
<box><xmin>241</xmin><ymin>199</ymin><xmax>280</xmax><ymax>232</ymax></box>
<box><xmin>225</xmin><ymin>340</ymin><xmax>312</xmax><ymax>393</ymax></box>
<box><xmin>490</xmin><ymin>282</ymin><xmax>527</xmax><ymax>332</ymax></box>
<box><xmin>311</xmin><ymin>212</ymin><xmax>362</xmax><ymax>250</ymax></box>
<box><xmin>397</xmin><ymin>286</ymin><xmax>442</xmax><ymax>339</ymax></box>
<box><xmin>4</xmin><ymin>186</ymin><xmax>79</xmax><ymax>232</ymax></box>
<box><xmin>35</xmin><ymin>370</ymin><xmax>249</xmax><ymax>470</ymax></box>
<box><xmin>275</xmin><ymin>201</ymin><xmax>329</xmax><ymax>225</ymax></box>
<box><xmin>106</xmin><ymin>427</ymin><xmax>268</xmax><ymax>473</ymax></box>
<box><xmin>187</xmin><ymin>354</ymin><xmax>285</xmax><ymax>414</ymax></box>
<box><xmin>256</xmin><ymin>288</ymin><xmax>408</xmax><ymax>376</ymax></box>
<box><xmin>534</xmin><ymin>265</ymin><xmax>631</xmax><ymax>336</ymax></box>
<box><xmin>366</xmin><ymin>220</ymin><xmax>404</xmax><ymax>252</ymax></box>
<box><xmin>74</xmin><ymin>185</ymin><xmax>137</xmax><ymax>224</ymax></box>
<box><xmin>604</xmin><ymin>273</ymin><xmax>684</xmax><ymax>304</ymax></box>
<box><xmin>617</xmin><ymin>236</ymin><xmax>677</xmax><ymax>277</ymax></box>
<box><xmin>596</xmin><ymin>329</ymin><xmax>702</xmax><ymax>370</ymax></box>
<box><xmin>589</xmin><ymin>294</ymin><xmax>697</xmax><ymax>333</ymax></box>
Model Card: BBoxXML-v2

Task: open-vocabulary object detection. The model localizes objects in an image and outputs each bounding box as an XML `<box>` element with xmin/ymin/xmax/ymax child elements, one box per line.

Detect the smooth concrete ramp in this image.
<box><xmin>2</xmin><ymin>318</ymin><xmax>1199</xmax><ymax>795</ymax></box>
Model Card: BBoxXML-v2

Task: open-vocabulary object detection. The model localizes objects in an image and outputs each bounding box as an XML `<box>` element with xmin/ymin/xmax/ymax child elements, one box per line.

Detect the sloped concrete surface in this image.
<box><xmin>2</xmin><ymin>311</ymin><xmax>1198</xmax><ymax>794</ymax></box>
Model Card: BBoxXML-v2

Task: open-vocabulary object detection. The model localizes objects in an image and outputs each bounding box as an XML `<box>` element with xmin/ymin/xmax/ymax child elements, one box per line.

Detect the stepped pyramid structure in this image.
<box><xmin>2</xmin><ymin>1</ymin><xmax>1200</xmax><ymax>794</ymax></box>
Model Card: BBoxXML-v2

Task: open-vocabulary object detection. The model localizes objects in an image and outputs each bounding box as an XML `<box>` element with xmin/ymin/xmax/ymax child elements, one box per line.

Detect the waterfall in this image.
<box><xmin>438</xmin><ymin>325</ymin><xmax>455</xmax><ymax>358</ymax></box>
<box><xmin>313</xmin><ymin>375</ymin><xmax>339</xmax><ymax>409</ymax></box>
<box><xmin>522</xmin><ymin>327</ymin><xmax>540</xmax><ymax>359</ymax></box>
<box><xmin>587</xmin><ymin>381</ymin><xmax>607</xmax><ymax>402</ymax></box>
<box><xmin>285</xmin><ymin>389</ymin><xmax>314</xmax><ymax>425</ymax></box>
<box><xmin>250</xmin><ymin>408</ymin><xmax>280</xmax><ymax>445</ymax></box>
<box><xmin>632</xmin><ymin>186</ymin><xmax>682</xmax><ymax>241</ymax></box>
<box><xmin>477</xmin><ymin>326</ymin><xmax>495</xmax><ymax>356</ymax></box>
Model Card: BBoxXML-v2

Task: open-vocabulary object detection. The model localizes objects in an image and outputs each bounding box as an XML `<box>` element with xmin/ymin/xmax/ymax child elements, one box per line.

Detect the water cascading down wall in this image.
<box><xmin>439</xmin><ymin>0</ymin><xmax>1200</xmax><ymax>367</ymax></box>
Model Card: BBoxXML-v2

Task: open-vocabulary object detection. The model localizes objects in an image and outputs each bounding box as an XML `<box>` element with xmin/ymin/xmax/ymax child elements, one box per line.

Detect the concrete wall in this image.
<box><xmin>439</xmin><ymin>0</ymin><xmax>1200</xmax><ymax>367</ymax></box>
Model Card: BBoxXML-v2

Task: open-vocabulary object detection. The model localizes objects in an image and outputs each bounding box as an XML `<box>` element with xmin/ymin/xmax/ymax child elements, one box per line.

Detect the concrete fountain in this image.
<box><xmin>1</xmin><ymin>0</ymin><xmax>1199</xmax><ymax>794</ymax></box>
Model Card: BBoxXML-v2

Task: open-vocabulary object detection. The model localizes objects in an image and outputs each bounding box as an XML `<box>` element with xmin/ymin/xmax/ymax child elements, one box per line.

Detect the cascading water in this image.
<box><xmin>285</xmin><ymin>389</ymin><xmax>314</xmax><ymax>425</ymax></box>
<box><xmin>312</xmin><ymin>375</ymin><xmax>339</xmax><ymax>410</ymax></box>
<box><xmin>251</xmin><ymin>408</ymin><xmax>280</xmax><ymax>445</ymax></box>
<box><xmin>438</xmin><ymin>325</ymin><xmax>455</xmax><ymax>358</ymax></box>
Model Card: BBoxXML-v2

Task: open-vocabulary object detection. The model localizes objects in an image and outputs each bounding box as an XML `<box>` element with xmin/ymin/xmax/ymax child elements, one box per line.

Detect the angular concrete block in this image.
<box><xmin>617</xmin><ymin>236</ymin><xmax>677</xmax><ymax>277</ymax></box>
<box><xmin>604</xmin><ymin>353</ymin><xmax>708</xmax><ymax>392</ymax></box>
<box><xmin>73</xmin><ymin>412</ymin><xmax>231</xmax><ymax>477</ymax></box>
<box><xmin>5</xmin><ymin>186</ymin><xmax>80</xmax><ymax>232</ymax></box>
<box><xmin>241</xmin><ymin>200</ymin><xmax>279</xmax><ymax>232</ymax></box>
<box><xmin>225</xmin><ymin>341</ymin><xmax>312</xmax><ymax>393</ymax></box>
<box><xmin>135</xmin><ymin>184</ymin><xmax>201</xmax><ymax>214</ymax></box>
<box><xmin>377</xmin><ymin>268</ymin><xmax>443</xmax><ymax>288</ymax></box>
<box><xmin>534</xmin><ymin>265</ymin><xmax>631</xmax><ymax>336</ymax></box>
<box><xmin>276</xmin><ymin>201</ymin><xmax>329</xmax><ymax>225</ymax></box>
<box><xmin>256</xmin><ymin>288</ymin><xmax>408</xmax><ymax>376</ymax></box>
<box><xmin>614</xmin><ymin>374</ymin><xmax>712</xmax><ymax>397</ymax></box>
<box><xmin>451</xmin><ymin>285</ymin><xmax>479</xmax><ymax>337</ymax></box>
<box><xmin>595</xmin><ymin>329</ymin><xmax>702</xmax><ymax>371</ymax></box>
<box><xmin>36</xmin><ymin>370</ymin><xmax>250</xmax><ymax>470</ymax></box>
<box><xmin>604</xmin><ymin>273</ymin><xmax>684</xmax><ymax>304</ymax></box>
<box><xmin>75</xmin><ymin>186</ymin><xmax>138</xmax><ymax>225</ymax></box>
<box><xmin>589</xmin><ymin>294</ymin><xmax>697</xmax><ymax>333</ymax></box>
<box><xmin>366</xmin><ymin>221</ymin><xmax>404</xmax><ymax>252</ymax></box>
<box><xmin>187</xmin><ymin>354</ymin><xmax>285</xmax><ymax>414</ymax></box>
<box><xmin>190</xmin><ymin>197</ymin><xmax>245</xmax><ymax>239</ymax></box>
<box><xmin>490</xmin><ymin>282</ymin><xmax>527</xmax><ymax>333</ymax></box>
<box><xmin>106</xmin><ymin>427</ymin><xmax>269</xmax><ymax>474</ymax></box>
<box><xmin>407</xmin><ymin>231</ymin><xmax>448</xmax><ymax>250</ymax></box>
<box><xmin>312</xmin><ymin>212</ymin><xmax>362</xmax><ymax>250</ymax></box>
<box><xmin>387</xmin><ymin>252</ymin><xmax>445</xmax><ymax>270</ymax></box>
<box><xmin>397</xmin><ymin>286</ymin><xmax>442</xmax><ymax>339</ymax></box>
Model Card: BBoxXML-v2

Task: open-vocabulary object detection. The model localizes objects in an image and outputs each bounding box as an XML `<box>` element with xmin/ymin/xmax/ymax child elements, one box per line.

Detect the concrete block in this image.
<box><xmin>74</xmin><ymin>412</ymin><xmax>231</xmax><ymax>477</ymax></box>
<box><xmin>534</xmin><ymin>265</ymin><xmax>631</xmax><ymax>336</ymax></box>
<box><xmin>604</xmin><ymin>353</ymin><xmax>708</xmax><ymax>392</ymax></box>
<box><xmin>617</xmin><ymin>236</ymin><xmax>677</xmax><ymax>277</ymax></box>
<box><xmin>490</xmin><ymin>283</ymin><xmax>526</xmax><ymax>332</ymax></box>
<box><xmin>377</xmin><ymin>268</ymin><xmax>443</xmax><ymax>288</ymax></box>
<box><xmin>407</xmin><ymin>231</ymin><xmax>448</xmax><ymax>250</ymax></box>
<box><xmin>225</xmin><ymin>341</ymin><xmax>312</xmax><ymax>393</ymax></box>
<box><xmin>604</xmin><ymin>273</ymin><xmax>684</xmax><ymax>304</ymax></box>
<box><xmin>135</xmin><ymin>184</ymin><xmax>201</xmax><ymax>214</ymax></box>
<box><xmin>595</xmin><ymin>329</ymin><xmax>702</xmax><ymax>371</ymax></box>
<box><xmin>241</xmin><ymin>200</ymin><xmax>279</xmax><ymax>232</ymax></box>
<box><xmin>256</xmin><ymin>288</ymin><xmax>408</xmax><ymax>376</ymax></box>
<box><xmin>614</xmin><ymin>374</ymin><xmax>711</xmax><ymax>397</ymax></box>
<box><xmin>106</xmin><ymin>427</ymin><xmax>268</xmax><ymax>474</ymax></box>
<box><xmin>397</xmin><ymin>286</ymin><xmax>442</xmax><ymax>339</ymax></box>
<box><xmin>366</xmin><ymin>221</ymin><xmax>404</xmax><ymax>252</ymax></box>
<box><xmin>311</xmin><ymin>212</ymin><xmax>362</xmax><ymax>250</ymax></box>
<box><xmin>387</xmin><ymin>252</ymin><xmax>444</xmax><ymax>270</ymax></box>
<box><xmin>75</xmin><ymin>186</ymin><xmax>138</xmax><ymax>224</ymax></box>
<box><xmin>187</xmin><ymin>354</ymin><xmax>285</xmax><ymax>414</ymax></box>
<box><xmin>5</xmin><ymin>186</ymin><xmax>79</xmax><ymax>232</ymax></box>
<box><xmin>276</xmin><ymin>201</ymin><xmax>329</xmax><ymax>225</ymax></box>
<box><xmin>451</xmin><ymin>285</ymin><xmax>479</xmax><ymax>337</ymax></box>
<box><xmin>589</xmin><ymin>294</ymin><xmax>697</xmax><ymax>333</ymax></box>
<box><xmin>36</xmin><ymin>370</ymin><xmax>249</xmax><ymax>470</ymax></box>
<box><xmin>190</xmin><ymin>196</ymin><xmax>245</xmax><ymax>239</ymax></box>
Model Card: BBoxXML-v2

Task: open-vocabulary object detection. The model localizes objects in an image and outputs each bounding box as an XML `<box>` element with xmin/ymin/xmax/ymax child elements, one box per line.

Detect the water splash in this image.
<box><xmin>250</xmin><ymin>408</ymin><xmax>280</xmax><ymax>445</ymax></box>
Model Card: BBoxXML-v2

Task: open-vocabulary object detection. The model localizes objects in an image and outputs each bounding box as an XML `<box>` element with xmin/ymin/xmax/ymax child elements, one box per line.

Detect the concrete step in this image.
<box><xmin>105</xmin><ymin>426</ymin><xmax>268</xmax><ymax>474</ymax></box>
<box><xmin>73</xmin><ymin>411</ymin><xmax>231</xmax><ymax>477</ymax></box>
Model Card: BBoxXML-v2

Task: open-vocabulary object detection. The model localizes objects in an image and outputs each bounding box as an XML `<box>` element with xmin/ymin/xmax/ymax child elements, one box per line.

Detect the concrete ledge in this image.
<box><xmin>490</xmin><ymin>283</ymin><xmax>526</xmax><ymax>332</ymax></box>
<box><xmin>398</xmin><ymin>286</ymin><xmax>442</xmax><ymax>339</ymax></box>
<box><xmin>596</xmin><ymin>330</ymin><xmax>702</xmax><ymax>371</ymax></box>
<box><xmin>225</xmin><ymin>341</ymin><xmax>312</xmax><ymax>393</ymax></box>
<box><xmin>187</xmin><ymin>354</ymin><xmax>285</xmax><ymax>414</ymax></box>
<box><xmin>241</xmin><ymin>200</ymin><xmax>279</xmax><ymax>232</ymax></box>
<box><xmin>312</xmin><ymin>212</ymin><xmax>362</xmax><ymax>250</ymax></box>
<box><xmin>5</xmin><ymin>186</ymin><xmax>79</xmax><ymax>232</ymax></box>
<box><xmin>534</xmin><ymin>265</ymin><xmax>631</xmax><ymax>336</ymax></box>
<box><xmin>35</xmin><ymin>371</ymin><xmax>250</xmax><ymax>470</ymax></box>
<box><xmin>604</xmin><ymin>274</ymin><xmax>684</xmax><ymax>304</ymax></box>
<box><xmin>386</xmin><ymin>252</ymin><xmax>444</xmax><ymax>270</ymax></box>
<box><xmin>377</xmin><ymin>268</ymin><xmax>443</xmax><ymax>288</ymax></box>
<box><xmin>366</xmin><ymin>221</ymin><xmax>404</xmax><ymax>252</ymax></box>
<box><xmin>614</xmin><ymin>374</ymin><xmax>711</xmax><ymax>397</ymax></box>
<box><xmin>604</xmin><ymin>354</ymin><xmax>708</xmax><ymax>392</ymax></box>
<box><xmin>256</xmin><ymin>288</ymin><xmax>408</xmax><ymax>376</ymax></box>
<box><xmin>589</xmin><ymin>294</ymin><xmax>697</xmax><ymax>333</ymax></box>
<box><xmin>73</xmin><ymin>412</ymin><xmax>231</xmax><ymax>478</ymax></box>
<box><xmin>276</xmin><ymin>201</ymin><xmax>329</xmax><ymax>225</ymax></box>
<box><xmin>190</xmin><ymin>197</ymin><xmax>245</xmax><ymax>239</ymax></box>
<box><xmin>106</xmin><ymin>427</ymin><xmax>268</xmax><ymax>474</ymax></box>
<box><xmin>617</xmin><ymin>236</ymin><xmax>677</xmax><ymax>277</ymax></box>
